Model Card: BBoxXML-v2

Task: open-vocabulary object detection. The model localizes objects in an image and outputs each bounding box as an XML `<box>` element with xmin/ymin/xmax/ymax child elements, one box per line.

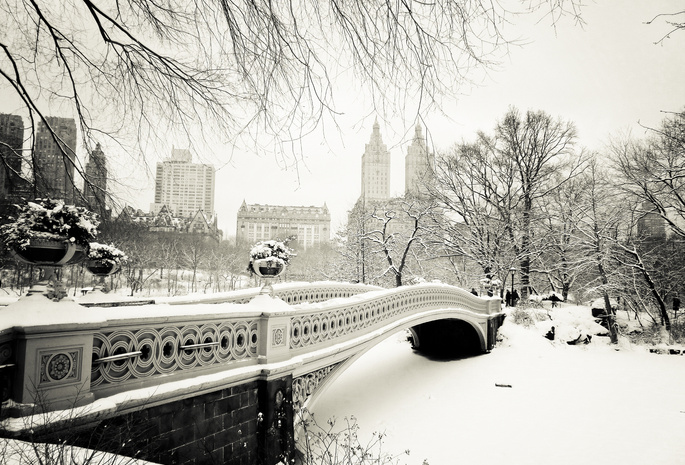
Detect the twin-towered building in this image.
<box><xmin>360</xmin><ymin>119</ymin><xmax>433</xmax><ymax>205</ymax></box>
<box><xmin>237</xmin><ymin>119</ymin><xmax>433</xmax><ymax>247</ymax></box>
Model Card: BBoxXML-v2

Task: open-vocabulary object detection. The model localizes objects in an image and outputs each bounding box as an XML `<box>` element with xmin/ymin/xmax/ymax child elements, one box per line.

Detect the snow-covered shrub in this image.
<box><xmin>508</xmin><ymin>307</ymin><xmax>541</xmax><ymax>327</ymax></box>
<box><xmin>1</xmin><ymin>199</ymin><xmax>99</xmax><ymax>250</ymax></box>
<box><xmin>296</xmin><ymin>409</ymin><xmax>410</xmax><ymax>464</ymax></box>
<box><xmin>247</xmin><ymin>239</ymin><xmax>295</xmax><ymax>274</ymax></box>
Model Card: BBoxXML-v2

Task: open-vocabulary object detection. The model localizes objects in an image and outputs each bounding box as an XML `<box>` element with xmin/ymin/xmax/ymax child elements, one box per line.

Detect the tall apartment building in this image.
<box><xmin>152</xmin><ymin>148</ymin><xmax>215</xmax><ymax>217</ymax></box>
<box><xmin>637</xmin><ymin>202</ymin><xmax>668</xmax><ymax>241</ymax></box>
<box><xmin>84</xmin><ymin>143</ymin><xmax>109</xmax><ymax>218</ymax></box>
<box><xmin>360</xmin><ymin>119</ymin><xmax>391</xmax><ymax>204</ymax></box>
<box><xmin>0</xmin><ymin>114</ymin><xmax>24</xmax><ymax>199</ymax></box>
<box><xmin>405</xmin><ymin>124</ymin><xmax>434</xmax><ymax>197</ymax></box>
<box><xmin>236</xmin><ymin>201</ymin><xmax>331</xmax><ymax>248</ymax></box>
<box><xmin>33</xmin><ymin>116</ymin><xmax>77</xmax><ymax>204</ymax></box>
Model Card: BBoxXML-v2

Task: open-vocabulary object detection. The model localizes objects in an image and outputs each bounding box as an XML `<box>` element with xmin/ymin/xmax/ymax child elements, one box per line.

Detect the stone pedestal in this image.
<box><xmin>2</xmin><ymin>290</ymin><xmax>100</xmax><ymax>415</ymax></box>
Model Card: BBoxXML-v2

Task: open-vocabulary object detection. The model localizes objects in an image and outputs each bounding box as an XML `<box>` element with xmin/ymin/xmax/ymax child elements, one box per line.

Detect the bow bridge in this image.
<box><xmin>0</xmin><ymin>282</ymin><xmax>504</xmax><ymax>465</ymax></box>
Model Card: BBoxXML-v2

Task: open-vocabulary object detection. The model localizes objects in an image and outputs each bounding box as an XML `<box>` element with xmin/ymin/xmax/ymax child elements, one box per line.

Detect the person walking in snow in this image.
<box><xmin>673</xmin><ymin>293</ymin><xmax>680</xmax><ymax>316</ymax></box>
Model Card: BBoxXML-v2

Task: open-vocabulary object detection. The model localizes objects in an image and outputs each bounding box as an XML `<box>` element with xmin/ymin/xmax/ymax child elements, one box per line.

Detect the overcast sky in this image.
<box><xmin>2</xmin><ymin>1</ymin><xmax>684</xmax><ymax>239</ymax></box>
<box><xmin>207</xmin><ymin>0</ymin><xmax>685</xmax><ymax>238</ymax></box>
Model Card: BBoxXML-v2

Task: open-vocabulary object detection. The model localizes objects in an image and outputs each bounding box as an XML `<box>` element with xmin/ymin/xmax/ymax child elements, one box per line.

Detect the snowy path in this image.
<box><xmin>312</xmin><ymin>322</ymin><xmax>685</xmax><ymax>465</ymax></box>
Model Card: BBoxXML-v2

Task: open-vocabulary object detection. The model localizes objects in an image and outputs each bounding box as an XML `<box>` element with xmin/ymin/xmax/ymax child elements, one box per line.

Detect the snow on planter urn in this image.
<box><xmin>1</xmin><ymin>199</ymin><xmax>99</xmax><ymax>300</ymax></box>
<box><xmin>85</xmin><ymin>242</ymin><xmax>126</xmax><ymax>292</ymax></box>
<box><xmin>247</xmin><ymin>240</ymin><xmax>295</xmax><ymax>295</ymax></box>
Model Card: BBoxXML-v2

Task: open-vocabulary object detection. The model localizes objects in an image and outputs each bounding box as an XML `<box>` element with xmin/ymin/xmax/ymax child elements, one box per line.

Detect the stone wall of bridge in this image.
<box><xmin>88</xmin><ymin>380</ymin><xmax>262</xmax><ymax>465</ymax></box>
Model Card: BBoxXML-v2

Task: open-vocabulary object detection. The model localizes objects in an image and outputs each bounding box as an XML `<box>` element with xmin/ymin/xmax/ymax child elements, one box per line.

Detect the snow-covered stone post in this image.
<box><xmin>1</xmin><ymin>295</ymin><xmax>100</xmax><ymax>415</ymax></box>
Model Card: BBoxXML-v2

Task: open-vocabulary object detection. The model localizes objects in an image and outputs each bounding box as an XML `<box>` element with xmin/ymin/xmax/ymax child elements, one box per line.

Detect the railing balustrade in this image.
<box><xmin>2</xmin><ymin>282</ymin><xmax>501</xmax><ymax>414</ymax></box>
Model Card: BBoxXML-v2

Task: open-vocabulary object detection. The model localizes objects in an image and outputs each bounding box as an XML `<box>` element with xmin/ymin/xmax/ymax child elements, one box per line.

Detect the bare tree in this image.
<box><xmin>611</xmin><ymin>110</ymin><xmax>685</xmax><ymax>238</ymax></box>
<box><xmin>485</xmin><ymin>107</ymin><xmax>580</xmax><ymax>300</ymax></box>
<box><xmin>430</xmin><ymin>140</ymin><xmax>518</xmax><ymax>290</ymax></box>
<box><xmin>357</xmin><ymin>198</ymin><xmax>437</xmax><ymax>287</ymax></box>
<box><xmin>573</xmin><ymin>159</ymin><xmax>623</xmax><ymax>343</ymax></box>
<box><xmin>535</xmin><ymin>171</ymin><xmax>589</xmax><ymax>301</ymax></box>
<box><xmin>431</xmin><ymin>109</ymin><xmax>583</xmax><ymax>298</ymax></box>
<box><xmin>180</xmin><ymin>235</ymin><xmax>209</xmax><ymax>293</ymax></box>
<box><xmin>0</xmin><ymin>0</ymin><xmax>584</xmax><ymax>205</ymax></box>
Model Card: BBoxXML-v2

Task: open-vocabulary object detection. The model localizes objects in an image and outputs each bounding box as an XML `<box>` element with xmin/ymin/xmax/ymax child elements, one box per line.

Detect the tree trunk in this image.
<box><xmin>639</xmin><ymin>265</ymin><xmax>671</xmax><ymax>331</ymax></box>
<box><xmin>597</xmin><ymin>262</ymin><xmax>618</xmax><ymax>343</ymax></box>
<box><xmin>520</xmin><ymin>197</ymin><xmax>532</xmax><ymax>300</ymax></box>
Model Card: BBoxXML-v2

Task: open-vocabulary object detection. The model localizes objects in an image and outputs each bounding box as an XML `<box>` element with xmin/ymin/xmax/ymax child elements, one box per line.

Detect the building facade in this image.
<box><xmin>152</xmin><ymin>148</ymin><xmax>215</xmax><ymax>218</ymax></box>
<box><xmin>405</xmin><ymin>124</ymin><xmax>434</xmax><ymax>197</ymax></box>
<box><xmin>637</xmin><ymin>202</ymin><xmax>668</xmax><ymax>241</ymax></box>
<box><xmin>360</xmin><ymin>119</ymin><xmax>391</xmax><ymax>204</ymax></box>
<box><xmin>0</xmin><ymin>114</ymin><xmax>24</xmax><ymax>200</ymax></box>
<box><xmin>236</xmin><ymin>201</ymin><xmax>330</xmax><ymax>248</ymax></box>
<box><xmin>118</xmin><ymin>205</ymin><xmax>222</xmax><ymax>242</ymax></box>
<box><xmin>84</xmin><ymin>143</ymin><xmax>109</xmax><ymax>218</ymax></box>
<box><xmin>34</xmin><ymin>116</ymin><xmax>77</xmax><ymax>203</ymax></box>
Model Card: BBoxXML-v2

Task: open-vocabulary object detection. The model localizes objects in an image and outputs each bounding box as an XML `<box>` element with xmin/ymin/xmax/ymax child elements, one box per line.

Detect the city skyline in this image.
<box><xmin>1</xmin><ymin>2</ymin><xmax>683</xmax><ymax>239</ymax></box>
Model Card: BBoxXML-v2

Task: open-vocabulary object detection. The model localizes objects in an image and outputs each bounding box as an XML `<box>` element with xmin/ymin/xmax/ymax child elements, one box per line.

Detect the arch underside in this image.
<box><xmin>293</xmin><ymin>309</ymin><xmax>492</xmax><ymax>417</ymax></box>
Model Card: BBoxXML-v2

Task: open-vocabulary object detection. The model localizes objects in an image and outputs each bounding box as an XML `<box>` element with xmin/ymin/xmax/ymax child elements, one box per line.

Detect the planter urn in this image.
<box><xmin>251</xmin><ymin>257</ymin><xmax>286</xmax><ymax>295</ymax></box>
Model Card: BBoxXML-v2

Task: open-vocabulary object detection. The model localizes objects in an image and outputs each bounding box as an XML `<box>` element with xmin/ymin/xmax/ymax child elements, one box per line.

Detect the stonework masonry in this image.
<box><xmin>73</xmin><ymin>381</ymin><xmax>261</xmax><ymax>465</ymax></box>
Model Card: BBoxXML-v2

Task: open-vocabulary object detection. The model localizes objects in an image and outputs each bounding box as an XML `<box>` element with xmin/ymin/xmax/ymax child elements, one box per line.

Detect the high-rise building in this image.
<box><xmin>637</xmin><ymin>202</ymin><xmax>668</xmax><ymax>241</ymax></box>
<box><xmin>236</xmin><ymin>201</ymin><xmax>330</xmax><ymax>248</ymax></box>
<box><xmin>34</xmin><ymin>116</ymin><xmax>77</xmax><ymax>203</ymax></box>
<box><xmin>84</xmin><ymin>143</ymin><xmax>109</xmax><ymax>218</ymax></box>
<box><xmin>0</xmin><ymin>114</ymin><xmax>24</xmax><ymax>199</ymax></box>
<box><xmin>152</xmin><ymin>148</ymin><xmax>215</xmax><ymax>217</ymax></box>
<box><xmin>360</xmin><ymin>119</ymin><xmax>391</xmax><ymax>204</ymax></box>
<box><xmin>405</xmin><ymin>123</ymin><xmax>434</xmax><ymax>197</ymax></box>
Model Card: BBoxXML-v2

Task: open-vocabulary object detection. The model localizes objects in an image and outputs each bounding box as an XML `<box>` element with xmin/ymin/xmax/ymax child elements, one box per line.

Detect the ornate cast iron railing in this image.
<box><xmin>5</xmin><ymin>283</ymin><xmax>501</xmax><ymax>410</ymax></box>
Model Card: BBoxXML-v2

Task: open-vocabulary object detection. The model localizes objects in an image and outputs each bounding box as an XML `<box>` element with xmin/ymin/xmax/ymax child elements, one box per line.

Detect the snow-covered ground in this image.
<box><xmin>311</xmin><ymin>304</ymin><xmax>685</xmax><ymax>465</ymax></box>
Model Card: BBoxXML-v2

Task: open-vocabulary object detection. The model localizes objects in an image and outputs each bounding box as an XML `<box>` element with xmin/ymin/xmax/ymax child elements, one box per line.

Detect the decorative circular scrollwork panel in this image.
<box><xmin>91</xmin><ymin>319</ymin><xmax>259</xmax><ymax>388</ymax></box>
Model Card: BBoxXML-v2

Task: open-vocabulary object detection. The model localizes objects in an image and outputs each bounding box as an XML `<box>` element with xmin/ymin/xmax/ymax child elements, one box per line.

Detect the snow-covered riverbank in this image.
<box><xmin>312</xmin><ymin>305</ymin><xmax>685</xmax><ymax>464</ymax></box>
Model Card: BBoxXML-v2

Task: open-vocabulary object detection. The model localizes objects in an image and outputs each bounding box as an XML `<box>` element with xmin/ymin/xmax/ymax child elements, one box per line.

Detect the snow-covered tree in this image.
<box><xmin>430</xmin><ymin>140</ymin><xmax>518</xmax><ymax>291</ymax></box>
<box><xmin>341</xmin><ymin>198</ymin><xmax>438</xmax><ymax>287</ymax></box>
<box><xmin>611</xmin><ymin>110</ymin><xmax>685</xmax><ymax>239</ymax></box>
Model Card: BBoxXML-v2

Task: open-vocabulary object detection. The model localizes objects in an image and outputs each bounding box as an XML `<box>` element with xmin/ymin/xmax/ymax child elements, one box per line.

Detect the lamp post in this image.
<box><xmin>509</xmin><ymin>267</ymin><xmax>517</xmax><ymax>307</ymax></box>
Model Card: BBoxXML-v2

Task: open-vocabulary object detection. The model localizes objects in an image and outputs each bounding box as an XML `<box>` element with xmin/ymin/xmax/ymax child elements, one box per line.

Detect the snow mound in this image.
<box><xmin>498</xmin><ymin>304</ymin><xmax>610</xmax><ymax>348</ymax></box>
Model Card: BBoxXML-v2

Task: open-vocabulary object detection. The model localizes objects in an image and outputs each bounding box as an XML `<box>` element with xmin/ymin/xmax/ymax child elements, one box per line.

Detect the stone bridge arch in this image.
<box><xmin>292</xmin><ymin>308</ymin><xmax>493</xmax><ymax>418</ymax></box>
